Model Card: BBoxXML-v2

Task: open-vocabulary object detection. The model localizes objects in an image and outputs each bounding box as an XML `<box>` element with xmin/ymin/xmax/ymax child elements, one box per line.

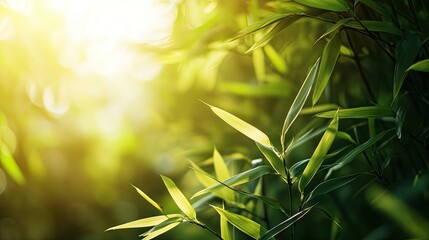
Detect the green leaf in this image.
<box><xmin>204</xmin><ymin>102</ymin><xmax>271</xmax><ymax>146</ymax></box>
<box><xmin>313</xmin><ymin>33</ymin><xmax>341</xmax><ymax>105</ymax></box>
<box><xmin>220</xmin><ymin>81</ymin><xmax>293</xmax><ymax>97</ymax></box>
<box><xmin>336</xmin><ymin>131</ymin><xmax>356</xmax><ymax>145</ymax></box>
<box><xmin>264</xmin><ymin>44</ymin><xmax>286</xmax><ymax>74</ymax></box>
<box><xmin>394</xmin><ymin>34</ymin><xmax>422</xmax><ymax>99</ymax></box>
<box><xmin>299</xmin><ymin>111</ymin><xmax>339</xmax><ymax>193</ymax></box>
<box><xmin>212</xmin><ymin>206</ymin><xmax>267</xmax><ymax>239</ymax></box>
<box><xmin>300</xmin><ymin>104</ymin><xmax>339</xmax><ymax>115</ymax></box>
<box><xmin>0</xmin><ymin>142</ymin><xmax>25</xmax><ymax>185</ymax></box>
<box><xmin>281</xmin><ymin>59</ymin><xmax>320</xmax><ymax>145</ymax></box>
<box><xmin>326</xmin><ymin>129</ymin><xmax>394</xmax><ymax>177</ymax></box>
<box><xmin>106</xmin><ymin>214</ymin><xmax>183</xmax><ymax>231</ymax></box>
<box><xmin>316</xmin><ymin>106</ymin><xmax>394</xmax><ymax>118</ymax></box>
<box><xmin>213</xmin><ymin>148</ymin><xmax>235</xmax><ymax>201</ymax></box>
<box><xmin>259</xmin><ymin>206</ymin><xmax>313</xmax><ymax>240</ymax></box>
<box><xmin>345</xmin><ymin>20</ymin><xmax>402</xmax><ymax>36</ymax></box>
<box><xmin>232</xmin><ymin>14</ymin><xmax>289</xmax><ymax>40</ymax></box>
<box><xmin>305</xmin><ymin>174</ymin><xmax>360</xmax><ymax>204</ymax></box>
<box><xmin>395</xmin><ymin>106</ymin><xmax>407</xmax><ymax>139</ymax></box>
<box><xmin>356</xmin><ymin>0</ymin><xmax>392</xmax><ymax>17</ymax></box>
<box><xmin>316</xmin><ymin>18</ymin><xmax>352</xmax><ymax>44</ymax></box>
<box><xmin>253</xmin><ymin>47</ymin><xmax>266</xmax><ymax>81</ymax></box>
<box><xmin>290</xmin><ymin>159</ymin><xmax>309</xmax><ymax>183</ymax></box>
<box><xmin>192</xmin><ymin>165</ymin><xmax>274</xmax><ymax>199</ymax></box>
<box><xmin>132</xmin><ymin>184</ymin><xmax>164</xmax><ymax>213</ymax></box>
<box><xmin>141</xmin><ymin>218</ymin><xmax>182</xmax><ymax>240</ymax></box>
<box><xmin>407</xmin><ymin>59</ymin><xmax>429</xmax><ymax>72</ymax></box>
<box><xmin>256</xmin><ymin>142</ymin><xmax>286</xmax><ymax>178</ymax></box>
<box><xmin>295</xmin><ymin>0</ymin><xmax>348</xmax><ymax>12</ymax></box>
<box><xmin>188</xmin><ymin>161</ymin><xmax>217</xmax><ymax>188</ymax></box>
<box><xmin>161</xmin><ymin>175</ymin><xmax>197</xmax><ymax>220</ymax></box>
<box><xmin>220</xmin><ymin>214</ymin><xmax>232</xmax><ymax>240</ymax></box>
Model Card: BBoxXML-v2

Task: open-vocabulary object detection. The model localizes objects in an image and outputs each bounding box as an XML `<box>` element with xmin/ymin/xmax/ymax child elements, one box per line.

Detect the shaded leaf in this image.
<box><xmin>212</xmin><ymin>206</ymin><xmax>267</xmax><ymax>239</ymax></box>
<box><xmin>407</xmin><ymin>59</ymin><xmax>429</xmax><ymax>72</ymax></box>
<box><xmin>192</xmin><ymin>166</ymin><xmax>274</xmax><ymax>199</ymax></box>
<box><xmin>336</xmin><ymin>131</ymin><xmax>357</xmax><ymax>145</ymax></box>
<box><xmin>282</xmin><ymin>59</ymin><xmax>320</xmax><ymax>145</ymax></box>
<box><xmin>326</xmin><ymin>129</ymin><xmax>394</xmax><ymax>177</ymax></box>
<box><xmin>295</xmin><ymin>0</ymin><xmax>348</xmax><ymax>12</ymax></box>
<box><xmin>204</xmin><ymin>102</ymin><xmax>271</xmax><ymax>146</ymax></box>
<box><xmin>299</xmin><ymin>111</ymin><xmax>339</xmax><ymax>193</ymax></box>
<box><xmin>132</xmin><ymin>184</ymin><xmax>164</xmax><ymax>213</ymax></box>
<box><xmin>313</xmin><ymin>33</ymin><xmax>341</xmax><ymax>105</ymax></box>
<box><xmin>259</xmin><ymin>206</ymin><xmax>314</xmax><ymax>240</ymax></box>
<box><xmin>316</xmin><ymin>18</ymin><xmax>353</xmax><ymax>43</ymax></box>
<box><xmin>395</xmin><ymin>106</ymin><xmax>407</xmax><ymax>139</ymax></box>
<box><xmin>356</xmin><ymin>0</ymin><xmax>392</xmax><ymax>17</ymax></box>
<box><xmin>106</xmin><ymin>214</ymin><xmax>183</xmax><ymax>231</ymax></box>
<box><xmin>317</xmin><ymin>106</ymin><xmax>394</xmax><ymax>118</ymax></box>
<box><xmin>0</xmin><ymin>142</ymin><xmax>25</xmax><ymax>185</ymax></box>
<box><xmin>305</xmin><ymin>174</ymin><xmax>360</xmax><ymax>204</ymax></box>
<box><xmin>345</xmin><ymin>20</ymin><xmax>402</xmax><ymax>36</ymax></box>
<box><xmin>256</xmin><ymin>142</ymin><xmax>286</xmax><ymax>178</ymax></box>
<box><xmin>394</xmin><ymin>34</ymin><xmax>422</xmax><ymax>99</ymax></box>
<box><xmin>161</xmin><ymin>175</ymin><xmax>196</xmax><ymax>220</ymax></box>
<box><xmin>290</xmin><ymin>159</ymin><xmax>309</xmax><ymax>183</ymax></box>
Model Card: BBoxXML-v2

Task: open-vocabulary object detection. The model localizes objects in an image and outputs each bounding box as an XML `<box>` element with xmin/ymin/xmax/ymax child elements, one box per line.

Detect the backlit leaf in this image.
<box><xmin>132</xmin><ymin>184</ymin><xmax>164</xmax><ymax>213</ymax></box>
<box><xmin>299</xmin><ymin>111</ymin><xmax>339</xmax><ymax>193</ymax></box>
<box><xmin>204</xmin><ymin>102</ymin><xmax>272</xmax><ymax>146</ymax></box>
<box><xmin>407</xmin><ymin>59</ymin><xmax>429</xmax><ymax>72</ymax></box>
<box><xmin>142</xmin><ymin>218</ymin><xmax>182</xmax><ymax>240</ymax></box>
<box><xmin>317</xmin><ymin>106</ymin><xmax>394</xmax><ymax>118</ymax></box>
<box><xmin>281</xmin><ymin>59</ymin><xmax>320</xmax><ymax>145</ymax></box>
<box><xmin>316</xmin><ymin>18</ymin><xmax>353</xmax><ymax>43</ymax></box>
<box><xmin>213</xmin><ymin>148</ymin><xmax>235</xmax><ymax>201</ymax></box>
<box><xmin>295</xmin><ymin>0</ymin><xmax>348</xmax><ymax>12</ymax></box>
<box><xmin>192</xmin><ymin>165</ymin><xmax>274</xmax><ymax>199</ymax></box>
<box><xmin>256</xmin><ymin>142</ymin><xmax>286</xmax><ymax>178</ymax></box>
<box><xmin>301</xmin><ymin>104</ymin><xmax>339</xmax><ymax>115</ymax></box>
<box><xmin>313</xmin><ymin>33</ymin><xmax>341</xmax><ymax>105</ymax></box>
<box><xmin>189</xmin><ymin>161</ymin><xmax>217</xmax><ymax>188</ymax></box>
<box><xmin>336</xmin><ymin>131</ymin><xmax>356</xmax><ymax>145</ymax></box>
<box><xmin>161</xmin><ymin>175</ymin><xmax>197</xmax><ymax>220</ymax></box>
<box><xmin>264</xmin><ymin>44</ymin><xmax>286</xmax><ymax>73</ymax></box>
<box><xmin>106</xmin><ymin>214</ymin><xmax>182</xmax><ymax>231</ymax></box>
<box><xmin>212</xmin><ymin>206</ymin><xmax>267</xmax><ymax>239</ymax></box>
<box><xmin>0</xmin><ymin>142</ymin><xmax>25</xmax><ymax>185</ymax></box>
<box><xmin>220</xmin><ymin>214</ymin><xmax>232</xmax><ymax>240</ymax></box>
<box><xmin>394</xmin><ymin>34</ymin><xmax>422</xmax><ymax>99</ymax></box>
<box><xmin>253</xmin><ymin>47</ymin><xmax>266</xmax><ymax>81</ymax></box>
<box><xmin>259</xmin><ymin>206</ymin><xmax>313</xmax><ymax>240</ymax></box>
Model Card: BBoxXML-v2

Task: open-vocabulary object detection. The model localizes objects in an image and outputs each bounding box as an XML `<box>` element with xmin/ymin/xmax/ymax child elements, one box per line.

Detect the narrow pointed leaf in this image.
<box><xmin>316</xmin><ymin>18</ymin><xmax>353</xmax><ymax>43</ymax></box>
<box><xmin>305</xmin><ymin>174</ymin><xmax>360</xmax><ymax>204</ymax></box>
<box><xmin>395</xmin><ymin>106</ymin><xmax>407</xmax><ymax>139</ymax></box>
<box><xmin>253</xmin><ymin>47</ymin><xmax>266</xmax><ymax>81</ymax></box>
<box><xmin>213</xmin><ymin>148</ymin><xmax>235</xmax><ymax>201</ymax></box>
<box><xmin>327</xmin><ymin>129</ymin><xmax>394</xmax><ymax>177</ymax></box>
<box><xmin>313</xmin><ymin>33</ymin><xmax>341</xmax><ymax>105</ymax></box>
<box><xmin>161</xmin><ymin>175</ymin><xmax>196</xmax><ymax>220</ymax></box>
<box><xmin>295</xmin><ymin>0</ymin><xmax>348</xmax><ymax>12</ymax></box>
<box><xmin>394</xmin><ymin>34</ymin><xmax>422</xmax><ymax>99</ymax></box>
<box><xmin>264</xmin><ymin>44</ymin><xmax>286</xmax><ymax>73</ymax></box>
<box><xmin>260</xmin><ymin>206</ymin><xmax>314</xmax><ymax>240</ymax></box>
<box><xmin>290</xmin><ymin>159</ymin><xmax>310</xmax><ymax>183</ymax></box>
<box><xmin>106</xmin><ymin>214</ymin><xmax>182</xmax><ymax>231</ymax></box>
<box><xmin>189</xmin><ymin>161</ymin><xmax>217</xmax><ymax>188</ymax></box>
<box><xmin>299</xmin><ymin>111</ymin><xmax>339</xmax><ymax>193</ymax></box>
<box><xmin>256</xmin><ymin>142</ymin><xmax>286</xmax><ymax>177</ymax></box>
<box><xmin>0</xmin><ymin>143</ymin><xmax>25</xmax><ymax>185</ymax></box>
<box><xmin>336</xmin><ymin>131</ymin><xmax>356</xmax><ymax>145</ymax></box>
<box><xmin>142</xmin><ymin>220</ymin><xmax>182</xmax><ymax>240</ymax></box>
<box><xmin>212</xmin><ymin>206</ymin><xmax>267</xmax><ymax>239</ymax></box>
<box><xmin>232</xmin><ymin>14</ymin><xmax>289</xmax><ymax>40</ymax></box>
<box><xmin>317</xmin><ymin>106</ymin><xmax>394</xmax><ymax>118</ymax></box>
<box><xmin>345</xmin><ymin>21</ymin><xmax>402</xmax><ymax>36</ymax></box>
<box><xmin>192</xmin><ymin>165</ymin><xmax>274</xmax><ymax>199</ymax></box>
<box><xmin>407</xmin><ymin>59</ymin><xmax>429</xmax><ymax>72</ymax></box>
<box><xmin>132</xmin><ymin>184</ymin><xmax>164</xmax><ymax>213</ymax></box>
<box><xmin>220</xmin><ymin>214</ymin><xmax>232</xmax><ymax>240</ymax></box>
<box><xmin>300</xmin><ymin>104</ymin><xmax>339</xmax><ymax>115</ymax></box>
<box><xmin>282</xmin><ymin>59</ymin><xmax>320</xmax><ymax>143</ymax></box>
<box><xmin>204</xmin><ymin>103</ymin><xmax>271</xmax><ymax>146</ymax></box>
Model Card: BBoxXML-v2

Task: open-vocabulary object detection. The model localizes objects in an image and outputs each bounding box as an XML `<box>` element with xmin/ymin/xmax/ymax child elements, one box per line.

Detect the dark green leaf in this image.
<box><xmin>305</xmin><ymin>174</ymin><xmax>360</xmax><ymax>204</ymax></box>
<box><xmin>317</xmin><ymin>106</ymin><xmax>394</xmax><ymax>119</ymax></box>
<box><xmin>316</xmin><ymin>18</ymin><xmax>353</xmax><ymax>44</ymax></box>
<box><xmin>395</xmin><ymin>106</ymin><xmax>407</xmax><ymax>139</ymax></box>
<box><xmin>345</xmin><ymin>20</ymin><xmax>402</xmax><ymax>36</ymax></box>
<box><xmin>295</xmin><ymin>0</ymin><xmax>348</xmax><ymax>12</ymax></box>
<box><xmin>290</xmin><ymin>159</ymin><xmax>309</xmax><ymax>183</ymax></box>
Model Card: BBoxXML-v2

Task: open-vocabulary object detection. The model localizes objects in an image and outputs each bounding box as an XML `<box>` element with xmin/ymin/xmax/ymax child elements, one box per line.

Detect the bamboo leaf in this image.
<box><xmin>394</xmin><ymin>34</ymin><xmax>422</xmax><ymax>99</ymax></box>
<box><xmin>290</xmin><ymin>159</ymin><xmax>309</xmax><ymax>183</ymax></box>
<box><xmin>395</xmin><ymin>106</ymin><xmax>407</xmax><ymax>140</ymax></box>
<box><xmin>336</xmin><ymin>131</ymin><xmax>357</xmax><ymax>145</ymax></box>
<box><xmin>141</xmin><ymin>219</ymin><xmax>182</xmax><ymax>240</ymax></box>
<box><xmin>253</xmin><ymin>47</ymin><xmax>266</xmax><ymax>81</ymax></box>
<box><xmin>313</xmin><ymin>33</ymin><xmax>341</xmax><ymax>105</ymax></box>
<box><xmin>188</xmin><ymin>161</ymin><xmax>217</xmax><ymax>188</ymax></box>
<box><xmin>316</xmin><ymin>18</ymin><xmax>352</xmax><ymax>44</ymax></box>
<box><xmin>106</xmin><ymin>214</ymin><xmax>182</xmax><ymax>231</ymax></box>
<box><xmin>0</xmin><ymin>142</ymin><xmax>25</xmax><ymax>185</ymax></box>
<box><xmin>301</xmin><ymin>104</ymin><xmax>339</xmax><ymax>115</ymax></box>
<box><xmin>326</xmin><ymin>129</ymin><xmax>394</xmax><ymax>177</ymax></box>
<box><xmin>356</xmin><ymin>0</ymin><xmax>392</xmax><ymax>17</ymax></box>
<box><xmin>232</xmin><ymin>14</ymin><xmax>289</xmax><ymax>40</ymax></box>
<box><xmin>213</xmin><ymin>148</ymin><xmax>235</xmax><ymax>201</ymax></box>
<box><xmin>407</xmin><ymin>59</ymin><xmax>429</xmax><ymax>72</ymax></box>
<box><xmin>212</xmin><ymin>206</ymin><xmax>267</xmax><ymax>239</ymax></box>
<box><xmin>132</xmin><ymin>184</ymin><xmax>164</xmax><ymax>213</ymax></box>
<box><xmin>299</xmin><ymin>111</ymin><xmax>339</xmax><ymax>193</ymax></box>
<box><xmin>204</xmin><ymin>102</ymin><xmax>271</xmax><ymax>146</ymax></box>
<box><xmin>256</xmin><ymin>142</ymin><xmax>286</xmax><ymax>178</ymax></box>
<box><xmin>259</xmin><ymin>206</ymin><xmax>313</xmax><ymax>240</ymax></box>
<box><xmin>264</xmin><ymin>44</ymin><xmax>287</xmax><ymax>74</ymax></box>
<box><xmin>192</xmin><ymin>165</ymin><xmax>274</xmax><ymax>199</ymax></box>
<box><xmin>317</xmin><ymin>106</ymin><xmax>394</xmax><ymax>118</ymax></box>
<box><xmin>345</xmin><ymin>20</ymin><xmax>402</xmax><ymax>36</ymax></box>
<box><xmin>295</xmin><ymin>0</ymin><xmax>348</xmax><ymax>12</ymax></box>
<box><xmin>305</xmin><ymin>174</ymin><xmax>360</xmax><ymax>204</ymax></box>
<box><xmin>161</xmin><ymin>175</ymin><xmax>197</xmax><ymax>220</ymax></box>
<box><xmin>220</xmin><ymin>81</ymin><xmax>293</xmax><ymax>97</ymax></box>
<box><xmin>220</xmin><ymin>214</ymin><xmax>232</xmax><ymax>240</ymax></box>
<box><xmin>282</xmin><ymin>59</ymin><xmax>320</xmax><ymax>143</ymax></box>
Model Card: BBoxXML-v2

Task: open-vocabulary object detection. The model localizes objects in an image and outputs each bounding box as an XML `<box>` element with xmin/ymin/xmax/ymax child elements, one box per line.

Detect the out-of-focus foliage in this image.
<box><xmin>1</xmin><ymin>0</ymin><xmax>429</xmax><ymax>240</ymax></box>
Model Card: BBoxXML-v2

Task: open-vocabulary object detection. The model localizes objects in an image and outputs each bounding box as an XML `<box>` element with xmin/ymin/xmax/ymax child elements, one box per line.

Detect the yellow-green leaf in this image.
<box><xmin>264</xmin><ymin>44</ymin><xmax>286</xmax><ymax>74</ymax></box>
<box><xmin>316</xmin><ymin>106</ymin><xmax>394</xmax><ymax>118</ymax></box>
<box><xmin>161</xmin><ymin>175</ymin><xmax>197</xmax><ymax>220</ymax></box>
<box><xmin>0</xmin><ymin>142</ymin><xmax>25</xmax><ymax>185</ymax></box>
<box><xmin>299</xmin><ymin>111</ymin><xmax>339</xmax><ymax>193</ymax></box>
<box><xmin>295</xmin><ymin>0</ymin><xmax>348</xmax><ymax>12</ymax></box>
<box><xmin>132</xmin><ymin>184</ymin><xmax>164</xmax><ymax>213</ymax></box>
<box><xmin>407</xmin><ymin>59</ymin><xmax>429</xmax><ymax>72</ymax></box>
<box><xmin>189</xmin><ymin>161</ymin><xmax>217</xmax><ymax>188</ymax></box>
<box><xmin>212</xmin><ymin>206</ymin><xmax>267</xmax><ymax>239</ymax></box>
<box><xmin>213</xmin><ymin>148</ymin><xmax>235</xmax><ymax>201</ymax></box>
<box><xmin>142</xmin><ymin>220</ymin><xmax>182</xmax><ymax>240</ymax></box>
<box><xmin>313</xmin><ymin>33</ymin><xmax>341</xmax><ymax>105</ymax></box>
<box><xmin>220</xmin><ymin>212</ymin><xmax>232</xmax><ymax>240</ymax></box>
<box><xmin>106</xmin><ymin>214</ymin><xmax>182</xmax><ymax>231</ymax></box>
<box><xmin>204</xmin><ymin>103</ymin><xmax>271</xmax><ymax>146</ymax></box>
<box><xmin>256</xmin><ymin>142</ymin><xmax>286</xmax><ymax>178</ymax></box>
